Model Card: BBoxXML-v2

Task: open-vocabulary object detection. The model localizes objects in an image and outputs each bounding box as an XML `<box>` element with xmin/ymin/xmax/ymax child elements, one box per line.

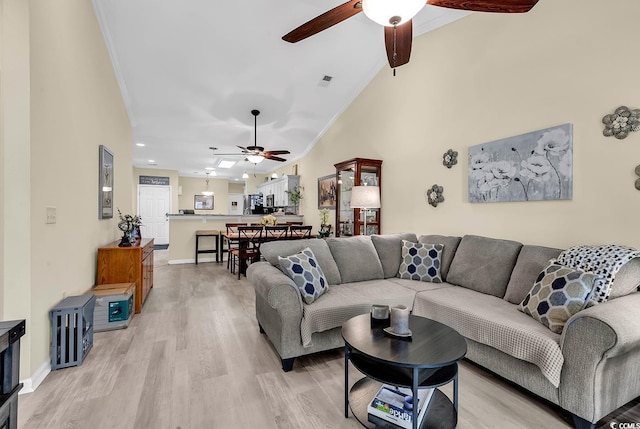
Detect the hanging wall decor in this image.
<box><xmin>442</xmin><ymin>149</ymin><xmax>458</xmax><ymax>168</ymax></box>
<box><xmin>468</xmin><ymin>124</ymin><xmax>573</xmax><ymax>203</ymax></box>
<box><xmin>602</xmin><ymin>106</ymin><xmax>640</xmax><ymax>139</ymax></box>
<box><xmin>426</xmin><ymin>184</ymin><xmax>444</xmax><ymax>207</ymax></box>
<box><xmin>635</xmin><ymin>165</ymin><xmax>640</xmax><ymax>191</ymax></box>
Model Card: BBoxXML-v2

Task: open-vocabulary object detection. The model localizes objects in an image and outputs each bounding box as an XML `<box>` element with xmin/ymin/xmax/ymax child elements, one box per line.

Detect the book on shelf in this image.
<box><xmin>367</xmin><ymin>384</ymin><xmax>434</xmax><ymax>429</ymax></box>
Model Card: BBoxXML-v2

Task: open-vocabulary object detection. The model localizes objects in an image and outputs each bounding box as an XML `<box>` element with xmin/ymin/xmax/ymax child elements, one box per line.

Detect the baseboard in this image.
<box><xmin>168</xmin><ymin>257</ymin><xmax>225</xmax><ymax>265</ymax></box>
<box><xmin>19</xmin><ymin>360</ymin><xmax>50</xmax><ymax>394</ymax></box>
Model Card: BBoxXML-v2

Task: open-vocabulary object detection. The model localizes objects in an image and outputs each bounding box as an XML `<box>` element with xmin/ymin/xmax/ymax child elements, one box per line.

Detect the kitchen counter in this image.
<box><xmin>166</xmin><ymin>213</ymin><xmax>304</xmax><ymax>263</ymax></box>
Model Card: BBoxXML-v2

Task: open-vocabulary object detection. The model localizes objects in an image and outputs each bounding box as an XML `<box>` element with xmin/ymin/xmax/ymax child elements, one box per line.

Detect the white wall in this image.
<box><xmin>296</xmin><ymin>0</ymin><xmax>640</xmax><ymax>250</ymax></box>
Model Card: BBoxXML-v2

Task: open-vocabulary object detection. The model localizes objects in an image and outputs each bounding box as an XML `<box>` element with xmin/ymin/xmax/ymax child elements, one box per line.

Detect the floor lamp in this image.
<box><xmin>350</xmin><ymin>185</ymin><xmax>380</xmax><ymax>236</ymax></box>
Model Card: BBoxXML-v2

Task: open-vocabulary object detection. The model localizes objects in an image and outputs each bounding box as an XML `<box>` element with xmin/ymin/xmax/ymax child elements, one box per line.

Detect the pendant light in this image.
<box><xmin>201</xmin><ymin>173</ymin><xmax>214</xmax><ymax>196</ymax></box>
<box><xmin>242</xmin><ymin>171</ymin><xmax>249</xmax><ymax>179</ymax></box>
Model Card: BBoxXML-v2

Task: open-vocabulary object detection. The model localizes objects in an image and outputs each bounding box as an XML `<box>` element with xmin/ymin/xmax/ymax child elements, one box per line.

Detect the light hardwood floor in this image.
<box><xmin>17</xmin><ymin>251</ymin><xmax>639</xmax><ymax>429</ymax></box>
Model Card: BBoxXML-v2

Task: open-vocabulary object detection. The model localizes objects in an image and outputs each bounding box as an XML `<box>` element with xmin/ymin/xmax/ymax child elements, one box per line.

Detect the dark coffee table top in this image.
<box><xmin>342</xmin><ymin>314</ymin><xmax>467</xmax><ymax>369</ymax></box>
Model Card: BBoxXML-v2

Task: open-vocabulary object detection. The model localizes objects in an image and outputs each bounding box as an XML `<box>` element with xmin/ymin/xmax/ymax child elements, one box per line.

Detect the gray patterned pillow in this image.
<box><xmin>518</xmin><ymin>261</ymin><xmax>597</xmax><ymax>334</ymax></box>
<box><xmin>278</xmin><ymin>247</ymin><xmax>329</xmax><ymax>304</ymax></box>
<box><xmin>398</xmin><ymin>240</ymin><xmax>443</xmax><ymax>283</ymax></box>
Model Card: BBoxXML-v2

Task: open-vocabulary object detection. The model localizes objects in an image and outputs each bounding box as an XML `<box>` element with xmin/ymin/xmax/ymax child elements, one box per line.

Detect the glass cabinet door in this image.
<box><xmin>334</xmin><ymin>158</ymin><xmax>382</xmax><ymax>237</ymax></box>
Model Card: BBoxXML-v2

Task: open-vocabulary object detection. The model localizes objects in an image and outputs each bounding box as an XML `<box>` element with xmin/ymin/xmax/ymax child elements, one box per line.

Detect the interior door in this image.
<box><xmin>138</xmin><ymin>185</ymin><xmax>171</xmax><ymax>245</ymax></box>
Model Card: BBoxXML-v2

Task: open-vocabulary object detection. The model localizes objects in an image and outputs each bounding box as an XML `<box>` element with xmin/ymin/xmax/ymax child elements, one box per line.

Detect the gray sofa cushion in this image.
<box><xmin>371</xmin><ymin>233</ymin><xmax>418</xmax><ymax>278</ymax></box>
<box><xmin>610</xmin><ymin>258</ymin><xmax>640</xmax><ymax>299</ymax></box>
<box><xmin>300</xmin><ymin>279</ymin><xmax>416</xmax><ymax>347</ymax></box>
<box><xmin>412</xmin><ymin>286</ymin><xmax>563</xmax><ymax>387</ymax></box>
<box><xmin>503</xmin><ymin>245</ymin><xmax>563</xmax><ymax>304</ymax></box>
<box><xmin>260</xmin><ymin>239</ymin><xmax>342</xmax><ymax>285</ymax></box>
<box><xmin>418</xmin><ymin>235</ymin><xmax>462</xmax><ymax>281</ymax></box>
<box><xmin>326</xmin><ymin>236</ymin><xmax>384</xmax><ymax>283</ymax></box>
<box><xmin>447</xmin><ymin>235</ymin><xmax>523</xmax><ymax>297</ymax></box>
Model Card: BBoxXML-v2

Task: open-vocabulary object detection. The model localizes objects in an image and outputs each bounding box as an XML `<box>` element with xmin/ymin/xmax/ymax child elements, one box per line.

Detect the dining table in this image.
<box><xmin>222</xmin><ymin>225</ymin><xmax>313</xmax><ymax>275</ymax></box>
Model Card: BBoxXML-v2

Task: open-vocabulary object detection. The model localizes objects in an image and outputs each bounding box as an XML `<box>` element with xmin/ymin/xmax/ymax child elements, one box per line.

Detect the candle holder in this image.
<box><xmin>370</xmin><ymin>304</ymin><xmax>390</xmax><ymax>328</ymax></box>
<box><xmin>384</xmin><ymin>304</ymin><xmax>412</xmax><ymax>339</ymax></box>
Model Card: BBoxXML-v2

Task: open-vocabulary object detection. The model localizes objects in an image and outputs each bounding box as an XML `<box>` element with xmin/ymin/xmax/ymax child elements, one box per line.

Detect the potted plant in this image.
<box><xmin>285</xmin><ymin>186</ymin><xmax>303</xmax><ymax>214</ymax></box>
<box><xmin>317</xmin><ymin>208</ymin><xmax>332</xmax><ymax>238</ymax></box>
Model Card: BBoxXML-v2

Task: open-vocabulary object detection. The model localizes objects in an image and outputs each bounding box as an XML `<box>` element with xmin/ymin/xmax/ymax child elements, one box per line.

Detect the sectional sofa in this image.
<box><xmin>246</xmin><ymin>233</ymin><xmax>640</xmax><ymax>428</ymax></box>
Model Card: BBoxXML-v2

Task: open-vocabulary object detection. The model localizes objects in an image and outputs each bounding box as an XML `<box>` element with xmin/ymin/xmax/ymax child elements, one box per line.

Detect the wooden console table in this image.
<box><xmin>96</xmin><ymin>238</ymin><xmax>154</xmax><ymax>313</ymax></box>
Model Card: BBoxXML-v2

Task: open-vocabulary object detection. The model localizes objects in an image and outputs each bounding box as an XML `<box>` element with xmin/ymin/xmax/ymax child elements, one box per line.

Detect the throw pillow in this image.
<box><xmin>398</xmin><ymin>240</ymin><xmax>443</xmax><ymax>283</ymax></box>
<box><xmin>278</xmin><ymin>247</ymin><xmax>329</xmax><ymax>305</ymax></box>
<box><xmin>518</xmin><ymin>262</ymin><xmax>598</xmax><ymax>334</ymax></box>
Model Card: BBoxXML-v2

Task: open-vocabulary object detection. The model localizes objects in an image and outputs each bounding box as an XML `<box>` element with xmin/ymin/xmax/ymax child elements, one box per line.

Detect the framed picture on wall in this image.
<box><xmin>98</xmin><ymin>145</ymin><xmax>114</xmax><ymax>219</ymax></box>
<box><xmin>194</xmin><ymin>195</ymin><xmax>214</xmax><ymax>210</ymax></box>
<box><xmin>318</xmin><ymin>174</ymin><xmax>337</xmax><ymax>209</ymax></box>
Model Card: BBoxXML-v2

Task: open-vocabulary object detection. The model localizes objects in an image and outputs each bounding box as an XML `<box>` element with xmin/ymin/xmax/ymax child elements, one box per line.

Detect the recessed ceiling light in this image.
<box><xmin>218</xmin><ymin>160</ymin><xmax>236</xmax><ymax>169</ymax></box>
<box><xmin>205</xmin><ymin>167</ymin><xmax>215</xmax><ymax>171</ymax></box>
<box><xmin>136</xmin><ymin>143</ymin><xmax>145</xmax><ymax>147</ymax></box>
<box><xmin>148</xmin><ymin>160</ymin><xmax>155</xmax><ymax>163</ymax></box>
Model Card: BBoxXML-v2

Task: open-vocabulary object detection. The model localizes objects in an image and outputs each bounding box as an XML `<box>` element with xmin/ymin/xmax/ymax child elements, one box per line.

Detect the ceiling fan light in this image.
<box><xmin>362</xmin><ymin>0</ymin><xmax>425</xmax><ymax>27</ymax></box>
<box><xmin>246</xmin><ymin>154</ymin><xmax>265</xmax><ymax>164</ymax></box>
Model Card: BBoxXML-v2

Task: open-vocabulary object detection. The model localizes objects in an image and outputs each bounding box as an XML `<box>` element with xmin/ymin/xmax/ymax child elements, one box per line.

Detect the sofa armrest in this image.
<box><xmin>559</xmin><ymin>293</ymin><xmax>640</xmax><ymax>422</ymax></box>
<box><xmin>247</xmin><ymin>262</ymin><xmax>303</xmax><ymax>314</ymax></box>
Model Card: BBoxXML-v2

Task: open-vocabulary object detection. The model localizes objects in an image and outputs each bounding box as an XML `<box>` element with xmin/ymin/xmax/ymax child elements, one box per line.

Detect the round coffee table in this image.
<box><xmin>342</xmin><ymin>314</ymin><xmax>467</xmax><ymax>429</ymax></box>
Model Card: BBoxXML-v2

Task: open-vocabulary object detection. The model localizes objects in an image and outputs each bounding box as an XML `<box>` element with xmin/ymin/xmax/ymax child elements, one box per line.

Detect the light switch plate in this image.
<box><xmin>46</xmin><ymin>206</ymin><xmax>56</xmax><ymax>224</ymax></box>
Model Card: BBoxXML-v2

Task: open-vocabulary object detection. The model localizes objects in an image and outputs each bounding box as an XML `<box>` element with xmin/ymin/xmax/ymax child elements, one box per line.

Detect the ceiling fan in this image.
<box><xmin>283</xmin><ymin>0</ymin><xmax>539</xmax><ymax>71</ymax></box>
<box><xmin>213</xmin><ymin>109</ymin><xmax>291</xmax><ymax>163</ymax></box>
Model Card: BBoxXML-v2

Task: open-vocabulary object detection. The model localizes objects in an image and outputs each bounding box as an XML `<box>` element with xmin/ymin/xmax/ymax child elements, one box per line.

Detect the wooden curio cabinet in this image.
<box><xmin>334</xmin><ymin>158</ymin><xmax>382</xmax><ymax>237</ymax></box>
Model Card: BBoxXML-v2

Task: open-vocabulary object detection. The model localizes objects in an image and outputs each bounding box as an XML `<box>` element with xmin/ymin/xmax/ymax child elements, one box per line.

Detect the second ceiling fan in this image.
<box><xmin>214</xmin><ymin>109</ymin><xmax>291</xmax><ymax>163</ymax></box>
<box><xmin>283</xmin><ymin>0</ymin><xmax>539</xmax><ymax>71</ymax></box>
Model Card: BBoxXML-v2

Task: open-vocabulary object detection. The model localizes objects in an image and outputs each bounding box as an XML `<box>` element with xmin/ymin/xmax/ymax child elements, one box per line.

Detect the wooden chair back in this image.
<box><xmin>289</xmin><ymin>225</ymin><xmax>312</xmax><ymax>239</ymax></box>
<box><xmin>264</xmin><ymin>225</ymin><xmax>289</xmax><ymax>241</ymax></box>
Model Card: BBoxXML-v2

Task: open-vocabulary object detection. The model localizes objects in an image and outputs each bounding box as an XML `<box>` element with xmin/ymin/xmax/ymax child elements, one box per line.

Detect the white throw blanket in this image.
<box><xmin>556</xmin><ymin>245</ymin><xmax>640</xmax><ymax>304</ymax></box>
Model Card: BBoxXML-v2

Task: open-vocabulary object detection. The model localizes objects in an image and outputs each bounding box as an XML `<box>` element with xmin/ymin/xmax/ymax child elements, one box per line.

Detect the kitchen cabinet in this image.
<box><xmin>257</xmin><ymin>175</ymin><xmax>300</xmax><ymax>208</ymax></box>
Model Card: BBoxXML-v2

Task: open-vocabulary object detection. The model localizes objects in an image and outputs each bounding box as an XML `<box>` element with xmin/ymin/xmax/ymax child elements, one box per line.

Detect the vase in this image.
<box><xmin>118</xmin><ymin>232</ymin><xmax>132</xmax><ymax>247</ymax></box>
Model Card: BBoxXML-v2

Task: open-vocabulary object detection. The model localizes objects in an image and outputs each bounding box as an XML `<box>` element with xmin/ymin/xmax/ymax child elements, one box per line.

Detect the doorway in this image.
<box><xmin>138</xmin><ymin>185</ymin><xmax>171</xmax><ymax>245</ymax></box>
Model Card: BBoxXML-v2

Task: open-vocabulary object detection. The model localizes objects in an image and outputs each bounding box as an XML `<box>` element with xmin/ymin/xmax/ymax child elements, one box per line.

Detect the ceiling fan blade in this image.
<box><xmin>384</xmin><ymin>20</ymin><xmax>413</xmax><ymax>69</ymax></box>
<box><xmin>264</xmin><ymin>154</ymin><xmax>288</xmax><ymax>162</ymax></box>
<box><xmin>282</xmin><ymin>0</ymin><xmax>363</xmax><ymax>43</ymax></box>
<box><xmin>236</xmin><ymin>145</ymin><xmax>249</xmax><ymax>152</ymax></box>
<box><xmin>264</xmin><ymin>150</ymin><xmax>290</xmax><ymax>156</ymax></box>
<box><xmin>426</xmin><ymin>0</ymin><xmax>539</xmax><ymax>13</ymax></box>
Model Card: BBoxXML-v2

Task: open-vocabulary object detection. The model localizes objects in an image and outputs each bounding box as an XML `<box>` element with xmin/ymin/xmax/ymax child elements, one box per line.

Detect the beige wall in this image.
<box><xmin>1</xmin><ymin>0</ymin><xmax>32</xmax><ymax>360</ymax></box>
<box><xmin>0</xmin><ymin>0</ymin><xmax>133</xmax><ymax>379</ymax></box>
<box><xmin>178</xmin><ymin>176</ymin><xmax>231</xmax><ymax>214</ymax></box>
<box><xmin>296</xmin><ymin>0</ymin><xmax>640</xmax><ymax>249</ymax></box>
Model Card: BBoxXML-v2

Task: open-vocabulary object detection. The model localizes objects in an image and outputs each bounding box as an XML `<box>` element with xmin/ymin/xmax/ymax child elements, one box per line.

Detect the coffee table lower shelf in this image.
<box><xmin>348</xmin><ymin>377</ymin><xmax>456</xmax><ymax>429</ymax></box>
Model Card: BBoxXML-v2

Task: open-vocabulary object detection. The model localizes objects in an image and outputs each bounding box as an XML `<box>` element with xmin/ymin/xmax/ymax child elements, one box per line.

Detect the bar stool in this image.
<box><xmin>195</xmin><ymin>230</ymin><xmax>220</xmax><ymax>264</ymax></box>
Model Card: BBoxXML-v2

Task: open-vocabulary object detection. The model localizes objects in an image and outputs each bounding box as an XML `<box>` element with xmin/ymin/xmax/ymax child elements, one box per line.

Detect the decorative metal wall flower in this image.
<box><xmin>426</xmin><ymin>184</ymin><xmax>444</xmax><ymax>207</ymax></box>
<box><xmin>442</xmin><ymin>149</ymin><xmax>458</xmax><ymax>168</ymax></box>
<box><xmin>602</xmin><ymin>106</ymin><xmax>640</xmax><ymax>139</ymax></box>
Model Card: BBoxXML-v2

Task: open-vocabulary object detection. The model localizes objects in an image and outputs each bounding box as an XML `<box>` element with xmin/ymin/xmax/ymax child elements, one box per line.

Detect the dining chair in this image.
<box><xmin>286</xmin><ymin>221</ymin><xmax>304</xmax><ymax>226</ymax></box>
<box><xmin>289</xmin><ymin>225</ymin><xmax>312</xmax><ymax>239</ymax></box>
<box><xmin>225</xmin><ymin>223</ymin><xmax>245</xmax><ymax>271</ymax></box>
<box><xmin>264</xmin><ymin>225</ymin><xmax>289</xmax><ymax>242</ymax></box>
<box><xmin>230</xmin><ymin>226</ymin><xmax>263</xmax><ymax>279</ymax></box>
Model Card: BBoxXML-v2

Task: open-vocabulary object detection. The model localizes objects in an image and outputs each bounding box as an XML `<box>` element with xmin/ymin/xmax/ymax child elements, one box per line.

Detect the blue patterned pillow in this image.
<box><xmin>278</xmin><ymin>247</ymin><xmax>329</xmax><ymax>304</ymax></box>
<box><xmin>398</xmin><ymin>240</ymin><xmax>443</xmax><ymax>283</ymax></box>
<box><xmin>518</xmin><ymin>261</ymin><xmax>597</xmax><ymax>334</ymax></box>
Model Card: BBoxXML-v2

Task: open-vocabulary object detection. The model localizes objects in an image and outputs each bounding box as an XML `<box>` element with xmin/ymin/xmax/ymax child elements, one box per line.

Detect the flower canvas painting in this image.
<box><xmin>468</xmin><ymin>124</ymin><xmax>573</xmax><ymax>203</ymax></box>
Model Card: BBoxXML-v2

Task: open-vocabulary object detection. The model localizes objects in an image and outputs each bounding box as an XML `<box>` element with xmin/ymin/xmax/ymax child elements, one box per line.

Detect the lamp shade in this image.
<box><xmin>362</xmin><ymin>0</ymin><xmax>425</xmax><ymax>27</ymax></box>
<box><xmin>350</xmin><ymin>186</ymin><xmax>381</xmax><ymax>209</ymax></box>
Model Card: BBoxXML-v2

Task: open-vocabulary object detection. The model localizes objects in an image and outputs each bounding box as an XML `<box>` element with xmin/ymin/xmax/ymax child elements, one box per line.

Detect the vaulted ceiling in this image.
<box><xmin>92</xmin><ymin>0</ymin><xmax>468</xmax><ymax>180</ymax></box>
